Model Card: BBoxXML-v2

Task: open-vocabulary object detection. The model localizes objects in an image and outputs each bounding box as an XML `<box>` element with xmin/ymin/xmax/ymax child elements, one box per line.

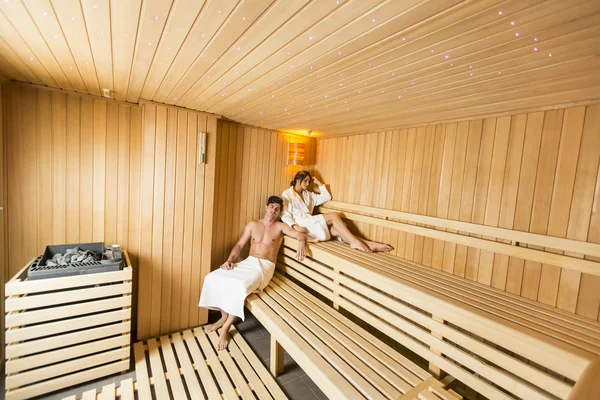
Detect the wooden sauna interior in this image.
<box><xmin>0</xmin><ymin>0</ymin><xmax>599</xmax><ymax>397</ymax></box>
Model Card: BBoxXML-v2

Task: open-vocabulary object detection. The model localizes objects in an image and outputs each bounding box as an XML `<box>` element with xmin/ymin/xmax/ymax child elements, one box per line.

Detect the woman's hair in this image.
<box><xmin>290</xmin><ymin>170</ymin><xmax>312</xmax><ymax>187</ymax></box>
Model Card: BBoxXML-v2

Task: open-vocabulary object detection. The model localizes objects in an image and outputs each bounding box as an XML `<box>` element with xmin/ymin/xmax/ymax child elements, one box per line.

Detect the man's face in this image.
<box><xmin>265</xmin><ymin>203</ymin><xmax>282</xmax><ymax>219</ymax></box>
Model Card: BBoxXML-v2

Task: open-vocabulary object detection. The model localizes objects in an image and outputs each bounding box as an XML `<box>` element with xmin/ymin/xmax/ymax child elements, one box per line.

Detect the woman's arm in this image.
<box><xmin>310</xmin><ymin>177</ymin><xmax>332</xmax><ymax>207</ymax></box>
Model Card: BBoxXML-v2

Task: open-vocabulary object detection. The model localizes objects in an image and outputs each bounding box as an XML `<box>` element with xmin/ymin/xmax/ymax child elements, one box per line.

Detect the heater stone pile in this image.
<box><xmin>44</xmin><ymin>247</ymin><xmax>101</xmax><ymax>267</ymax></box>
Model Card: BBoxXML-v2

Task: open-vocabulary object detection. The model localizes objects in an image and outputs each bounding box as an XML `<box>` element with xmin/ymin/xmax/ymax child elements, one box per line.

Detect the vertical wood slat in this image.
<box><xmin>0</xmin><ymin>84</ymin><xmax>5</xmax><ymax>370</ymax></box>
<box><xmin>314</xmin><ymin>103</ymin><xmax>600</xmax><ymax>321</ymax></box>
<box><xmin>3</xmin><ymin>84</ymin><xmax>218</xmax><ymax>340</ymax></box>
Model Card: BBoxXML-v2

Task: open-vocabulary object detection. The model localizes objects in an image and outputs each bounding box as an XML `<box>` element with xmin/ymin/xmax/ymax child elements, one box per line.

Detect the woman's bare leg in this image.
<box><xmin>362</xmin><ymin>239</ymin><xmax>394</xmax><ymax>253</ymax></box>
<box><xmin>322</xmin><ymin>213</ymin><xmax>371</xmax><ymax>252</ymax></box>
<box><xmin>216</xmin><ymin>314</ymin><xmax>237</xmax><ymax>350</ymax></box>
<box><xmin>206</xmin><ymin>309</ymin><xmax>228</xmax><ymax>332</ymax></box>
<box><xmin>326</xmin><ymin>213</ymin><xmax>393</xmax><ymax>253</ymax></box>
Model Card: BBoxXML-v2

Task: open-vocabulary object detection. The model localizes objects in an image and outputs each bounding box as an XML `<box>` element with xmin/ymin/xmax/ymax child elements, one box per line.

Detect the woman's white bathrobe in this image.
<box><xmin>281</xmin><ymin>185</ymin><xmax>332</xmax><ymax>242</ymax></box>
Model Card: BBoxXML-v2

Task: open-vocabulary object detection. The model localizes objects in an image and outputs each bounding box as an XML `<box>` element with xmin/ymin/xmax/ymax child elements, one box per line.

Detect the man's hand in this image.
<box><xmin>220</xmin><ymin>261</ymin><xmax>234</xmax><ymax>270</ymax></box>
<box><xmin>296</xmin><ymin>240</ymin><xmax>306</xmax><ymax>261</ymax></box>
<box><xmin>292</xmin><ymin>224</ymin><xmax>309</xmax><ymax>234</ymax></box>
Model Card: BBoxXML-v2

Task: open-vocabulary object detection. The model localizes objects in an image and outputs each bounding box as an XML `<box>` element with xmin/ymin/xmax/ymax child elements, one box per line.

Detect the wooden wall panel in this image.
<box><xmin>315</xmin><ymin>103</ymin><xmax>600</xmax><ymax>321</ymax></box>
<box><xmin>211</xmin><ymin>121</ymin><xmax>316</xmax><ymax>269</ymax></box>
<box><xmin>0</xmin><ymin>83</ymin><xmax>5</xmax><ymax>370</ymax></box>
<box><xmin>3</xmin><ymin>83</ymin><xmax>218</xmax><ymax>340</ymax></box>
<box><xmin>136</xmin><ymin>103</ymin><xmax>216</xmax><ymax>338</ymax></box>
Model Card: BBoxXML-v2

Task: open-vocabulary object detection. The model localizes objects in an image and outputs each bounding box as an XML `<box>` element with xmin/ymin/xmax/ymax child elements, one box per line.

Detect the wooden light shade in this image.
<box><xmin>287</xmin><ymin>142</ymin><xmax>305</xmax><ymax>166</ymax></box>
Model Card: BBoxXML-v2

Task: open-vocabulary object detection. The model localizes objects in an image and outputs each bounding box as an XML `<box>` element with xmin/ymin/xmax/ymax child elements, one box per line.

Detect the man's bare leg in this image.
<box><xmin>206</xmin><ymin>310</ymin><xmax>228</xmax><ymax>332</ymax></box>
<box><xmin>323</xmin><ymin>213</ymin><xmax>371</xmax><ymax>252</ymax></box>
<box><xmin>217</xmin><ymin>314</ymin><xmax>237</xmax><ymax>350</ymax></box>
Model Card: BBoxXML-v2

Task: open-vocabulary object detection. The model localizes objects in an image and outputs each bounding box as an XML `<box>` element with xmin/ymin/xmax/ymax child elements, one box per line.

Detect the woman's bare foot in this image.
<box><xmin>366</xmin><ymin>241</ymin><xmax>394</xmax><ymax>253</ymax></box>
<box><xmin>350</xmin><ymin>240</ymin><xmax>372</xmax><ymax>253</ymax></box>
<box><xmin>206</xmin><ymin>316</ymin><xmax>227</xmax><ymax>333</ymax></box>
<box><xmin>217</xmin><ymin>329</ymin><xmax>231</xmax><ymax>350</ymax></box>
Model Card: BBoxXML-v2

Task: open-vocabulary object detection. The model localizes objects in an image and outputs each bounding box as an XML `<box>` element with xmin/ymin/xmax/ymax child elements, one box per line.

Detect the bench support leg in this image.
<box><xmin>270</xmin><ymin>337</ymin><xmax>285</xmax><ymax>377</ymax></box>
<box><xmin>429</xmin><ymin>315</ymin><xmax>446</xmax><ymax>379</ymax></box>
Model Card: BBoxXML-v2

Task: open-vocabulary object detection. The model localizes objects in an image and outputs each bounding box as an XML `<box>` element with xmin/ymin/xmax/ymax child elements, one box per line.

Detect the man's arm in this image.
<box><xmin>280</xmin><ymin>223</ymin><xmax>307</xmax><ymax>261</ymax></box>
<box><xmin>221</xmin><ymin>223</ymin><xmax>253</xmax><ymax>269</ymax></box>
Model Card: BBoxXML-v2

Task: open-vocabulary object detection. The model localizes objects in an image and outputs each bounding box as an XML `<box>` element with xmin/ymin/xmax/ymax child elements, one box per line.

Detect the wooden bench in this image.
<box><xmin>272</xmin><ymin>236</ymin><xmax>600</xmax><ymax>400</ymax></box>
<box><xmin>62</xmin><ymin>325</ymin><xmax>286</xmax><ymax>400</ymax></box>
<box><xmin>246</xmin><ymin>271</ymin><xmax>459</xmax><ymax>400</ymax></box>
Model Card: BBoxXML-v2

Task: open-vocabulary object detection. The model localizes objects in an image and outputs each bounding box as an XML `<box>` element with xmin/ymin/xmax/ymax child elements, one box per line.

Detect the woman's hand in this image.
<box><xmin>292</xmin><ymin>224</ymin><xmax>309</xmax><ymax>234</ymax></box>
<box><xmin>312</xmin><ymin>177</ymin><xmax>322</xmax><ymax>186</ymax></box>
<box><xmin>220</xmin><ymin>261</ymin><xmax>234</xmax><ymax>270</ymax></box>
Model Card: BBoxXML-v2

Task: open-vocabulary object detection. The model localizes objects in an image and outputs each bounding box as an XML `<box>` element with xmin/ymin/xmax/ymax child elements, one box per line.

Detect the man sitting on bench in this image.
<box><xmin>199</xmin><ymin>195</ymin><xmax>307</xmax><ymax>350</ymax></box>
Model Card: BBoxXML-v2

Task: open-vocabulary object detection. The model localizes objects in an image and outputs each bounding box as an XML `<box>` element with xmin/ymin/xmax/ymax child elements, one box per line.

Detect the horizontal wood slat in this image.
<box><xmin>318</xmin><ymin>205</ymin><xmax>600</xmax><ymax>276</ymax></box>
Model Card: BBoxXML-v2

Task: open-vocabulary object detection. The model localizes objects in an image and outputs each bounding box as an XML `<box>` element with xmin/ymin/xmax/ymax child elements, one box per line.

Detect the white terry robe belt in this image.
<box><xmin>198</xmin><ymin>256</ymin><xmax>275</xmax><ymax>321</ymax></box>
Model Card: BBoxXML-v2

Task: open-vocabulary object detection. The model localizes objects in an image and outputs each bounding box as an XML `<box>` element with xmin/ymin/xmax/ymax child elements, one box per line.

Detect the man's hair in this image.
<box><xmin>266</xmin><ymin>195</ymin><xmax>283</xmax><ymax>208</ymax></box>
<box><xmin>290</xmin><ymin>170</ymin><xmax>312</xmax><ymax>187</ymax></box>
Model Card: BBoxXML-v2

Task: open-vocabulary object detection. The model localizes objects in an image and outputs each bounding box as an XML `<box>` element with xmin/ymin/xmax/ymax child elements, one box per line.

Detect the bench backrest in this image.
<box><xmin>280</xmin><ymin>237</ymin><xmax>600</xmax><ymax>400</ymax></box>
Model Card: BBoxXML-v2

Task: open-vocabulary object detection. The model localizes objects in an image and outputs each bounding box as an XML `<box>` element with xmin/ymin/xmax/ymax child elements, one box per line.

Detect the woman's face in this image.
<box><xmin>299</xmin><ymin>175</ymin><xmax>311</xmax><ymax>190</ymax></box>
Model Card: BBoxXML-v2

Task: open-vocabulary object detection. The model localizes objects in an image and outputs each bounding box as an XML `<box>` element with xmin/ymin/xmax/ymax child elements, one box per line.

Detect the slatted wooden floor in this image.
<box><xmin>61</xmin><ymin>325</ymin><xmax>287</xmax><ymax>400</ymax></box>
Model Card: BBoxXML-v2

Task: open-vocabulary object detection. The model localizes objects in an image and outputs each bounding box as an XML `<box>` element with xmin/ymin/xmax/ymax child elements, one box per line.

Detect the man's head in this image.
<box><xmin>290</xmin><ymin>170</ymin><xmax>312</xmax><ymax>190</ymax></box>
<box><xmin>265</xmin><ymin>196</ymin><xmax>283</xmax><ymax>220</ymax></box>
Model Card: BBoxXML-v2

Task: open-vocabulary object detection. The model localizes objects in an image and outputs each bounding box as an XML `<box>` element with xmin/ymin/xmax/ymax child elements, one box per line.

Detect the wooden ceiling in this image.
<box><xmin>0</xmin><ymin>0</ymin><xmax>599</xmax><ymax>136</ymax></box>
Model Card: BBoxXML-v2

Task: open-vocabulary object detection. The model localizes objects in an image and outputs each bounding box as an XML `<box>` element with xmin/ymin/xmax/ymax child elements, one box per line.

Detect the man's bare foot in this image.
<box><xmin>367</xmin><ymin>242</ymin><xmax>394</xmax><ymax>253</ymax></box>
<box><xmin>205</xmin><ymin>317</ymin><xmax>227</xmax><ymax>333</ymax></box>
<box><xmin>350</xmin><ymin>240</ymin><xmax>372</xmax><ymax>253</ymax></box>
<box><xmin>216</xmin><ymin>330</ymin><xmax>231</xmax><ymax>350</ymax></box>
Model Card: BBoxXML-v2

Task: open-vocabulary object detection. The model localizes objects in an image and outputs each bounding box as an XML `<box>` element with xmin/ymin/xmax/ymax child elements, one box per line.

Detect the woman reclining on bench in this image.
<box><xmin>281</xmin><ymin>170</ymin><xmax>393</xmax><ymax>253</ymax></box>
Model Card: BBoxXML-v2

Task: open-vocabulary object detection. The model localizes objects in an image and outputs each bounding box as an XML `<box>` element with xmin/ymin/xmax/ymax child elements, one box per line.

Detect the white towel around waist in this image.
<box><xmin>198</xmin><ymin>256</ymin><xmax>275</xmax><ymax>320</ymax></box>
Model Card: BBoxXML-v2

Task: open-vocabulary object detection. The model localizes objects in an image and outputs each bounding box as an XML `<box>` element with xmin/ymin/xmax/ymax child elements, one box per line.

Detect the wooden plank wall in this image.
<box><xmin>0</xmin><ymin>83</ymin><xmax>5</xmax><ymax>371</ymax></box>
<box><xmin>211</xmin><ymin>120</ymin><xmax>316</xmax><ymax>268</ymax></box>
<box><xmin>3</xmin><ymin>83</ymin><xmax>218</xmax><ymax>340</ymax></box>
<box><xmin>137</xmin><ymin>102</ymin><xmax>217</xmax><ymax>339</ymax></box>
<box><xmin>315</xmin><ymin>104</ymin><xmax>600</xmax><ymax>321</ymax></box>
